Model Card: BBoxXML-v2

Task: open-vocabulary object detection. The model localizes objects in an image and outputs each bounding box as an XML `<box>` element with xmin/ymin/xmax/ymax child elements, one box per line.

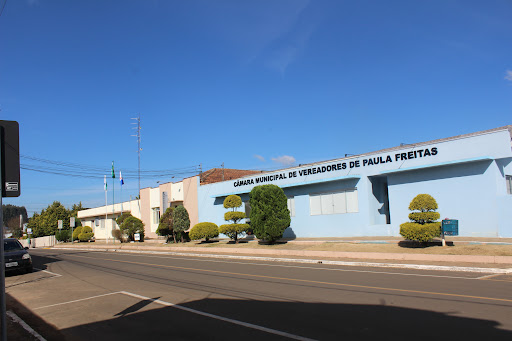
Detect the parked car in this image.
<box><xmin>4</xmin><ymin>238</ymin><xmax>33</xmax><ymax>274</ymax></box>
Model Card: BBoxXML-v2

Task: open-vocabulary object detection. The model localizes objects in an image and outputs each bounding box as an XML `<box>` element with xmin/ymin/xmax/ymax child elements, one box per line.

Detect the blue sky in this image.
<box><xmin>1</xmin><ymin>0</ymin><xmax>511</xmax><ymax>216</ymax></box>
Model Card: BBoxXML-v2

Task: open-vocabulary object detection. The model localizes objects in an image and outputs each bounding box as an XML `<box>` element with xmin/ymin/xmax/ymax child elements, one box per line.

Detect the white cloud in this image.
<box><xmin>271</xmin><ymin>155</ymin><xmax>296</xmax><ymax>166</ymax></box>
<box><xmin>505</xmin><ymin>70</ymin><xmax>512</xmax><ymax>81</ymax></box>
<box><xmin>254</xmin><ymin>154</ymin><xmax>265</xmax><ymax>162</ymax></box>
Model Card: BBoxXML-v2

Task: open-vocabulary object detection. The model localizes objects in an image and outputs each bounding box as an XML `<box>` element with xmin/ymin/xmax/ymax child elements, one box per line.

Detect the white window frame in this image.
<box><xmin>309</xmin><ymin>189</ymin><xmax>358</xmax><ymax>216</ymax></box>
<box><xmin>152</xmin><ymin>207</ymin><xmax>160</xmax><ymax>224</ymax></box>
<box><xmin>287</xmin><ymin>197</ymin><xmax>295</xmax><ymax>217</ymax></box>
<box><xmin>507</xmin><ymin>175</ymin><xmax>512</xmax><ymax>195</ymax></box>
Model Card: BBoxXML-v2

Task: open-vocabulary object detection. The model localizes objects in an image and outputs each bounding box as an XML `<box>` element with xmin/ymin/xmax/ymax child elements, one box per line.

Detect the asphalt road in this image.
<box><xmin>5</xmin><ymin>248</ymin><xmax>512</xmax><ymax>340</ymax></box>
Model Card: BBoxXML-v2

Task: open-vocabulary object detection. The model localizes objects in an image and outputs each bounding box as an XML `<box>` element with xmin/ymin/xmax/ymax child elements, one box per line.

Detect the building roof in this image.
<box><xmin>200</xmin><ymin>168</ymin><xmax>263</xmax><ymax>185</ymax></box>
<box><xmin>220</xmin><ymin>125</ymin><xmax>512</xmax><ymax>183</ymax></box>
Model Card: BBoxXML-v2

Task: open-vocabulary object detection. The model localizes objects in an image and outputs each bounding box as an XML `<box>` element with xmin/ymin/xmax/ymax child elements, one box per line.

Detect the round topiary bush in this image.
<box><xmin>400</xmin><ymin>194</ymin><xmax>441</xmax><ymax>243</ymax></box>
<box><xmin>189</xmin><ymin>222</ymin><xmax>219</xmax><ymax>242</ymax></box>
<box><xmin>72</xmin><ymin>226</ymin><xmax>83</xmax><ymax>241</ymax></box>
<box><xmin>78</xmin><ymin>226</ymin><xmax>94</xmax><ymax>242</ymax></box>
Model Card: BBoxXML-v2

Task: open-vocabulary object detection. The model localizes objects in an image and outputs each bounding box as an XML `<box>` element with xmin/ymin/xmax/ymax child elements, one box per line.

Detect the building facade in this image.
<box><xmin>197</xmin><ymin>126</ymin><xmax>512</xmax><ymax>238</ymax></box>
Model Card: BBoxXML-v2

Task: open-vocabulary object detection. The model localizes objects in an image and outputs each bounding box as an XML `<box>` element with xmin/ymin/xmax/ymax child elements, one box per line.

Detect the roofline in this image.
<box><xmin>213</xmin><ymin>125</ymin><xmax>512</xmax><ymax>183</ymax></box>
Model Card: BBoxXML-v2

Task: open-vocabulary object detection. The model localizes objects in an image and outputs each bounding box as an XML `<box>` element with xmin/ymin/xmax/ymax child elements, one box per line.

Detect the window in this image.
<box><xmin>95</xmin><ymin>218</ymin><xmax>100</xmax><ymax>227</ymax></box>
<box><xmin>244</xmin><ymin>201</ymin><xmax>251</xmax><ymax>220</ymax></box>
<box><xmin>310</xmin><ymin>189</ymin><xmax>358</xmax><ymax>215</ymax></box>
<box><xmin>287</xmin><ymin>197</ymin><xmax>295</xmax><ymax>217</ymax></box>
<box><xmin>507</xmin><ymin>175</ymin><xmax>512</xmax><ymax>195</ymax></box>
<box><xmin>152</xmin><ymin>207</ymin><xmax>160</xmax><ymax>223</ymax></box>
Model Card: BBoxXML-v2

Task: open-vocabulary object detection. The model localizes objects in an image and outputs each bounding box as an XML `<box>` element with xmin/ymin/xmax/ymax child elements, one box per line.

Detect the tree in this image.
<box><xmin>156</xmin><ymin>207</ymin><xmax>174</xmax><ymax>242</ymax></box>
<box><xmin>400</xmin><ymin>194</ymin><xmax>442</xmax><ymax>243</ymax></box>
<box><xmin>249</xmin><ymin>185</ymin><xmax>290</xmax><ymax>244</ymax></box>
<box><xmin>189</xmin><ymin>222</ymin><xmax>219</xmax><ymax>242</ymax></box>
<box><xmin>7</xmin><ymin>217</ymin><xmax>23</xmax><ymax>238</ymax></box>
<box><xmin>116</xmin><ymin>212</ymin><xmax>133</xmax><ymax>226</ymax></box>
<box><xmin>29</xmin><ymin>201</ymin><xmax>70</xmax><ymax>237</ymax></box>
<box><xmin>120</xmin><ymin>216</ymin><xmax>145</xmax><ymax>242</ymax></box>
<box><xmin>2</xmin><ymin>204</ymin><xmax>28</xmax><ymax>227</ymax></box>
<box><xmin>172</xmin><ymin>205</ymin><xmax>190</xmax><ymax>243</ymax></box>
<box><xmin>219</xmin><ymin>194</ymin><xmax>249</xmax><ymax>243</ymax></box>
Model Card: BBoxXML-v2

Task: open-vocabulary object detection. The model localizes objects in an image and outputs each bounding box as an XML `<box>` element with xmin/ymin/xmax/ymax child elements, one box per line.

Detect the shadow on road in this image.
<box><xmin>57</xmin><ymin>297</ymin><xmax>512</xmax><ymax>341</ymax></box>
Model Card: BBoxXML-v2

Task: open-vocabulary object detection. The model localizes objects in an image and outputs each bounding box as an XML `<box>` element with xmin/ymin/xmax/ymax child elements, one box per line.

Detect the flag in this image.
<box><xmin>120</xmin><ymin>171</ymin><xmax>124</xmax><ymax>185</ymax></box>
<box><xmin>104</xmin><ymin>175</ymin><xmax>107</xmax><ymax>191</ymax></box>
<box><xmin>111</xmin><ymin>161</ymin><xmax>116</xmax><ymax>178</ymax></box>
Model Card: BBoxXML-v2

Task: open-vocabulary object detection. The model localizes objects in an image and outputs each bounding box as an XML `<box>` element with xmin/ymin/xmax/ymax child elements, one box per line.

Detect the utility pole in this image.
<box><xmin>131</xmin><ymin>115</ymin><xmax>142</xmax><ymax>216</ymax></box>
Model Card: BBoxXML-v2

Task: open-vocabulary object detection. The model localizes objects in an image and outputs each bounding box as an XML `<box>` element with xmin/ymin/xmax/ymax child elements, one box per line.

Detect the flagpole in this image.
<box><xmin>105</xmin><ymin>175</ymin><xmax>108</xmax><ymax>244</ymax></box>
<box><xmin>120</xmin><ymin>171</ymin><xmax>123</xmax><ymax>213</ymax></box>
<box><xmin>112</xmin><ymin>161</ymin><xmax>115</xmax><ymax>244</ymax></box>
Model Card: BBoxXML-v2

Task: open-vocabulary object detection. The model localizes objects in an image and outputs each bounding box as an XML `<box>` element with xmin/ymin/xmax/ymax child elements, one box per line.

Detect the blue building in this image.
<box><xmin>198</xmin><ymin>126</ymin><xmax>512</xmax><ymax>238</ymax></box>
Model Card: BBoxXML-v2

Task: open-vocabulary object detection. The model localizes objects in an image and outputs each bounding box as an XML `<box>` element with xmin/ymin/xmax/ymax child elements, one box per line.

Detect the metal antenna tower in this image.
<box><xmin>131</xmin><ymin>114</ymin><xmax>142</xmax><ymax>203</ymax></box>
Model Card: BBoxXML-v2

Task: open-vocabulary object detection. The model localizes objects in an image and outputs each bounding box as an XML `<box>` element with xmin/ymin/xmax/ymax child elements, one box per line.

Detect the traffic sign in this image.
<box><xmin>58</xmin><ymin>220</ymin><xmax>63</xmax><ymax>230</ymax></box>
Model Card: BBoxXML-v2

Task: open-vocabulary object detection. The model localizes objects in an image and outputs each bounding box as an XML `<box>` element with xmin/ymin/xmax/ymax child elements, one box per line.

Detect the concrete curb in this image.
<box><xmin>52</xmin><ymin>247</ymin><xmax>512</xmax><ymax>274</ymax></box>
<box><xmin>51</xmin><ymin>243</ymin><xmax>512</xmax><ymax>264</ymax></box>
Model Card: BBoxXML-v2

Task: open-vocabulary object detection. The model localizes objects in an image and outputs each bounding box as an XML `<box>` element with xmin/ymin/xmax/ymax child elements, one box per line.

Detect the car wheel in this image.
<box><xmin>25</xmin><ymin>266</ymin><xmax>33</xmax><ymax>274</ymax></box>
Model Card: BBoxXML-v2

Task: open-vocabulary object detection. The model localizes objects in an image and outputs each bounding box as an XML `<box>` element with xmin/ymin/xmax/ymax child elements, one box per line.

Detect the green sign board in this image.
<box><xmin>442</xmin><ymin>219</ymin><xmax>459</xmax><ymax>236</ymax></box>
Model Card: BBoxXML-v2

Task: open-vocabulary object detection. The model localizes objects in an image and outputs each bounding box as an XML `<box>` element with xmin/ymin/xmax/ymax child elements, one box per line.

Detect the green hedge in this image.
<box><xmin>78</xmin><ymin>226</ymin><xmax>94</xmax><ymax>242</ymax></box>
<box><xmin>399</xmin><ymin>222</ymin><xmax>441</xmax><ymax>243</ymax></box>
<box><xmin>72</xmin><ymin>226</ymin><xmax>83</xmax><ymax>241</ymax></box>
<box><xmin>189</xmin><ymin>222</ymin><xmax>219</xmax><ymax>241</ymax></box>
<box><xmin>56</xmin><ymin>229</ymin><xmax>71</xmax><ymax>242</ymax></box>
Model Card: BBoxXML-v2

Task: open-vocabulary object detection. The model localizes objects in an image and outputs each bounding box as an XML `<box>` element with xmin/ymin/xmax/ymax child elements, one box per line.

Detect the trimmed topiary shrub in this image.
<box><xmin>400</xmin><ymin>194</ymin><xmax>442</xmax><ymax>243</ymax></box>
<box><xmin>189</xmin><ymin>222</ymin><xmax>219</xmax><ymax>242</ymax></box>
<box><xmin>78</xmin><ymin>226</ymin><xmax>94</xmax><ymax>242</ymax></box>
<box><xmin>221</xmin><ymin>195</ymin><xmax>249</xmax><ymax>243</ymax></box>
<box><xmin>56</xmin><ymin>229</ymin><xmax>71</xmax><ymax>242</ymax></box>
<box><xmin>120</xmin><ymin>216</ymin><xmax>145</xmax><ymax>242</ymax></box>
<box><xmin>219</xmin><ymin>224</ymin><xmax>250</xmax><ymax>241</ymax></box>
<box><xmin>249</xmin><ymin>185</ymin><xmax>290</xmax><ymax>244</ymax></box>
<box><xmin>72</xmin><ymin>226</ymin><xmax>83</xmax><ymax>241</ymax></box>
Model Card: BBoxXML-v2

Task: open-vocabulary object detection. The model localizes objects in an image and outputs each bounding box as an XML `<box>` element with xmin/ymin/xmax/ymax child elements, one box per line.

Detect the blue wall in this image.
<box><xmin>198</xmin><ymin>128</ymin><xmax>512</xmax><ymax>238</ymax></box>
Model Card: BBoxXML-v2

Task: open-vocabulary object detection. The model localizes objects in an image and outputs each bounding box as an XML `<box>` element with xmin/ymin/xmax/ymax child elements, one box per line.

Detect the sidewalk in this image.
<box><xmin>50</xmin><ymin>237</ymin><xmax>512</xmax><ymax>271</ymax></box>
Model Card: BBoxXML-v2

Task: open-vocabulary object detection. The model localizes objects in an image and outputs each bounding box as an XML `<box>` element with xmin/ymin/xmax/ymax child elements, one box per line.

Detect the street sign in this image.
<box><xmin>0</xmin><ymin>120</ymin><xmax>20</xmax><ymax>197</ymax></box>
<box><xmin>442</xmin><ymin>219</ymin><xmax>459</xmax><ymax>236</ymax></box>
<box><xmin>134</xmin><ymin>233</ymin><xmax>140</xmax><ymax>241</ymax></box>
<box><xmin>70</xmin><ymin>217</ymin><xmax>75</xmax><ymax>228</ymax></box>
<box><xmin>27</xmin><ymin>228</ymin><xmax>32</xmax><ymax>234</ymax></box>
<box><xmin>58</xmin><ymin>220</ymin><xmax>63</xmax><ymax>230</ymax></box>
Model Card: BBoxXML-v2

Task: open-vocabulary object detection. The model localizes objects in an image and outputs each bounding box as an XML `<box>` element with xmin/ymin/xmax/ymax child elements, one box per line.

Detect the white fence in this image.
<box><xmin>19</xmin><ymin>235</ymin><xmax>56</xmax><ymax>248</ymax></box>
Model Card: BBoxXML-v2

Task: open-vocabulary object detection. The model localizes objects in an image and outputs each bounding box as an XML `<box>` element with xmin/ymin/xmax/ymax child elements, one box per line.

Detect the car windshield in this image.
<box><xmin>4</xmin><ymin>240</ymin><xmax>24</xmax><ymax>252</ymax></box>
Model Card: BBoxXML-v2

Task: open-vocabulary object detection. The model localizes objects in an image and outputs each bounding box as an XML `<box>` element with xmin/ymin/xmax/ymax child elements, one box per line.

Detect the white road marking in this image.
<box><xmin>476</xmin><ymin>273</ymin><xmax>504</xmax><ymax>280</ymax></box>
<box><xmin>33</xmin><ymin>290</ymin><xmax>316</xmax><ymax>340</ymax></box>
<box><xmin>35</xmin><ymin>268</ymin><xmax>62</xmax><ymax>278</ymax></box>
<box><xmin>34</xmin><ymin>291</ymin><xmax>123</xmax><ymax>310</ymax></box>
<box><xmin>120</xmin><ymin>291</ymin><xmax>317</xmax><ymax>341</ymax></box>
<box><xmin>7</xmin><ymin>310</ymin><xmax>47</xmax><ymax>341</ymax></box>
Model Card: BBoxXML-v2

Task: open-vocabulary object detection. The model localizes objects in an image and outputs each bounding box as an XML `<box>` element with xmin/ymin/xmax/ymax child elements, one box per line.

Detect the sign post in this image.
<box><xmin>70</xmin><ymin>217</ymin><xmax>75</xmax><ymax>243</ymax></box>
<box><xmin>441</xmin><ymin>219</ymin><xmax>459</xmax><ymax>246</ymax></box>
<box><xmin>0</xmin><ymin>120</ymin><xmax>20</xmax><ymax>341</ymax></box>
